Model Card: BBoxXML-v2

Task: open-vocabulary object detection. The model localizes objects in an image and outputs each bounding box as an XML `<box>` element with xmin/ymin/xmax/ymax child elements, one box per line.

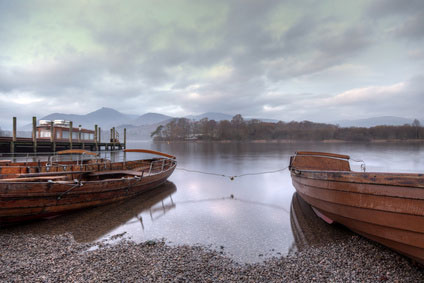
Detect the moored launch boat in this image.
<box><xmin>0</xmin><ymin>149</ymin><xmax>176</xmax><ymax>224</ymax></box>
<box><xmin>289</xmin><ymin>151</ymin><xmax>424</xmax><ymax>264</ymax></box>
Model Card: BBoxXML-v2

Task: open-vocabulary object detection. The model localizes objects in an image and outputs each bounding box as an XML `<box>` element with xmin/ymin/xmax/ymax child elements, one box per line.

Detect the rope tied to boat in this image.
<box><xmin>350</xmin><ymin>158</ymin><xmax>366</xmax><ymax>172</ymax></box>
<box><xmin>176</xmin><ymin>166</ymin><xmax>289</xmax><ymax>181</ymax></box>
<box><xmin>57</xmin><ymin>179</ymin><xmax>83</xmax><ymax>200</ymax></box>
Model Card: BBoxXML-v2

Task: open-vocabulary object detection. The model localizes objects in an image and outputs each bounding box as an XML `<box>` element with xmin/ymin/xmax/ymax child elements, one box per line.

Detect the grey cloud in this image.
<box><xmin>368</xmin><ymin>0</ymin><xmax>424</xmax><ymax>17</ymax></box>
<box><xmin>84</xmin><ymin>1</ymin><xmax>376</xmax><ymax>117</ymax></box>
<box><xmin>395</xmin><ymin>15</ymin><xmax>424</xmax><ymax>39</ymax></box>
<box><xmin>324</xmin><ymin>75</ymin><xmax>424</xmax><ymax>120</ymax></box>
<box><xmin>265</xmin><ymin>23</ymin><xmax>373</xmax><ymax>81</ymax></box>
<box><xmin>0</xmin><ymin>0</ymin><xmax>422</xmax><ymax>125</ymax></box>
<box><xmin>367</xmin><ymin>0</ymin><xmax>424</xmax><ymax>40</ymax></box>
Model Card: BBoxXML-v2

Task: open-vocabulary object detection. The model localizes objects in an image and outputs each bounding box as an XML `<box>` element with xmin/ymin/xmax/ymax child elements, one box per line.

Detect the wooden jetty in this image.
<box><xmin>0</xmin><ymin>117</ymin><xmax>126</xmax><ymax>153</ymax></box>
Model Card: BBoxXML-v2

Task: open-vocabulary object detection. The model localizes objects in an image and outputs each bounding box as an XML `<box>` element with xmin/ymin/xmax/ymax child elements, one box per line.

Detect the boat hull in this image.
<box><xmin>291</xmin><ymin>170</ymin><xmax>424</xmax><ymax>265</ymax></box>
<box><xmin>0</xmin><ymin>166</ymin><xmax>175</xmax><ymax>224</ymax></box>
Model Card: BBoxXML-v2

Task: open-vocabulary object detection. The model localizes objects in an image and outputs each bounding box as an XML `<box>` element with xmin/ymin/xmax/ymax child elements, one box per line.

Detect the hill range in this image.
<box><xmin>16</xmin><ymin>107</ymin><xmax>421</xmax><ymax>140</ymax></box>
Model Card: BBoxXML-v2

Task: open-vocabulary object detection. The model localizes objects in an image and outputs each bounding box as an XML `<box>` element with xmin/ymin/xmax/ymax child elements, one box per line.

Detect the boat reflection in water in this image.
<box><xmin>290</xmin><ymin>192</ymin><xmax>352</xmax><ymax>251</ymax></box>
<box><xmin>5</xmin><ymin>181</ymin><xmax>177</xmax><ymax>243</ymax></box>
<box><xmin>72</xmin><ymin>181</ymin><xmax>177</xmax><ymax>242</ymax></box>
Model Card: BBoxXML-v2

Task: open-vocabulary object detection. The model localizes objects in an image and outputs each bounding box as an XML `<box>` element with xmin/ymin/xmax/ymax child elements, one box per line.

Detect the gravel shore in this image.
<box><xmin>0</xmin><ymin>233</ymin><xmax>422</xmax><ymax>282</ymax></box>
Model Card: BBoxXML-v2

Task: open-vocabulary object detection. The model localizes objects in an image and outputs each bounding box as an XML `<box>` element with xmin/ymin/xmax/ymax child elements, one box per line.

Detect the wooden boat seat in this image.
<box><xmin>291</xmin><ymin>153</ymin><xmax>351</xmax><ymax>171</ymax></box>
<box><xmin>89</xmin><ymin>170</ymin><xmax>144</xmax><ymax>177</ymax></box>
<box><xmin>131</xmin><ymin>166</ymin><xmax>150</xmax><ymax>172</ymax></box>
<box><xmin>1</xmin><ymin>176</ymin><xmax>68</xmax><ymax>182</ymax></box>
<box><xmin>18</xmin><ymin>171</ymin><xmax>92</xmax><ymax>178</ymax></box>
<box><xmin>295</xmin><ymin>151</ymin><xmax>350</xmax><ymax>160</ymax></box>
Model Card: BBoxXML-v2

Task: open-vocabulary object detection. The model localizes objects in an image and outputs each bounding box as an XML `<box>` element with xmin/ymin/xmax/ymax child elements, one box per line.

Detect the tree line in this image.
<box><xmin>151</xmin><ymin>115</ymin><xmax>424</xmax><ymax>142</ymax></box>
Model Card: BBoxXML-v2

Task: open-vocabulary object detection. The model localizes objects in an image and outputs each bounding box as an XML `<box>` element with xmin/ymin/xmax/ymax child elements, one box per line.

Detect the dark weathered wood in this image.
<box><xmin>12</xmin><ymin>117</ymin><xmax>17</xmax><ymax>142</ymax></box>
<box><xmin>295</xmin><ymin>151</ymin><xmax>350</xmax><ymax>160</ymax></box>
<box><xmin>69</xmin><ymin>121</ymin><xmax>73</xmax><ymax>150</ymax></box>
<box><xmin>32</xmin><ymin>116</ymin><xmax>37</xmax><ymax>153</ymax></box>
<box><xmin>88</xmin><ymin>170</ymin><xmax>144</xmax><ymax>177</ymax></box>
<box><xmin>0</xmin><ymin>151</ymin><xmax>176</xmax><ymax>224</ymax></box>
<box><xmin>1</xmin><ymin>176</ymin><xmax>68</xmax><ymax>182</ymax></box>
<box><xmin>289</xmin><ymin>151</ymin><xmax>424</xmax><ymax>265</ymax></box>
<box><xmin>112</xmin><ymin>127</ymin><xmax>116</xmax><ymax>150</ymax></box>
<box><xmin>57</xmin><ymin>149</ymin><xmax>98</xmax><ymax>156</ymax></box>
<box><xmin>291</xmin><ymin>155</ymin><xmax>350</xmax><ymax>171</ymax></box>
<box><xmin>124</xmin><ymin>128</ymin><xmax>126</xmax><ymax>149</ymax></box>
<box><xmin>50</xmin><ymin>121</ymin><xmax>54</xmax><ymax>142</ymax></box>
<box><xmin>124</xmin><ymin>149</ymin><xmax>176</xmax><ymax>159</ymax></box>
<box><xmin>0</xmin><ymin>137</ymin><xmax>124</xmax><ymax>153</ymax></box>
<box><xmin>11</xmin><ymin>117</ymin><xmax>16</xmax><ymax>154</ymax></box>
<box><xmin>94</xmin><ymin>125</ymin><xmax>98</xmax><ymax>151</ymax></box>
<box><xmin>18</xmin><ymin>171</ymin><xmax>91</xmax><ymax>178</ymax></box>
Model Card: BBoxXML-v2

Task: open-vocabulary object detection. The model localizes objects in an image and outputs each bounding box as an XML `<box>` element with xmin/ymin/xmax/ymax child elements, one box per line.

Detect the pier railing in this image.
<box><xmin>0</xmin><ymin>117</ymin><xmax>127</xmax><ymax>153</ymax></box>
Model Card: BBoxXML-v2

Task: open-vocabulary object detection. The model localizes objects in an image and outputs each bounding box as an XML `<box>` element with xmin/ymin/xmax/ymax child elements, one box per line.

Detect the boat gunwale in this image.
<box><xmin>291</xmin><ymin>169</ymin><xmax>424</xmax><ymax>189</ymax></box>
<box><xmin>0</xmin><ymin>171</ymin><xmax>174</xmax><ymax>203</ymax></box>
<box><xmin>0</xmin><ymin>162</ymin><xmax>177</xmax><ymax>185</ymax></box>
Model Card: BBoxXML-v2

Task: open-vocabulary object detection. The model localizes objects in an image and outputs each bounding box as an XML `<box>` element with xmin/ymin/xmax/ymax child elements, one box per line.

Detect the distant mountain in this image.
<box><xmin>33</xmin><ymin>107</ymin><xmax>137</xmax><ymax>130</ymax></box>
<box><xmin>129</xmin><ymin>113</ymin><xmax>174</xmax><ymax>126</ymax></box>
<box><xmin>334</xmin><ymin>116</ymin><xmax>416</xmax><ymax>128</ymax></box>
<box><xmin>250</xmin><ymin>118</ymin><xmax>280</xmax><ymax>123</ymax></box>
<box><xmin>184</xmin><ymin>112</ymin><xmax>279</xmax><ymax>123</ymax></box>
<box><xmin>17</xmin><ymin>108</ymin><xmax>287</xmax><ymax>139</ymax></box>
<box><xmin>185</xmin><ymin>112</ymin><xmax>234</xmax><ymax>121</ymax></box>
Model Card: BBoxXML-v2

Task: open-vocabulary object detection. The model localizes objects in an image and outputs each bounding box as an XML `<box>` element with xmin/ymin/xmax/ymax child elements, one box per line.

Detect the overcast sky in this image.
<box><xmin>0</xmin><ymin>0</ymin><xmax>423</xmax><ymax>129</ymax></box>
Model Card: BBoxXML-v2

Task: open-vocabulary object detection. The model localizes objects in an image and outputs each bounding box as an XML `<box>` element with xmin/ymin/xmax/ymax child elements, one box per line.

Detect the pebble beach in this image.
<box><xmin>0</xmin><ymin>232</ymin><xmax>422</xmax><ymax>282</ymax></box>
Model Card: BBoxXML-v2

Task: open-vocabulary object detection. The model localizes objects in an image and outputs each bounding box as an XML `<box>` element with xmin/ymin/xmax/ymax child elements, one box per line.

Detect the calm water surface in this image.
<box><xmin>5</xmin><ymin>141</ymin><xmax>424</xmax><ymax>263</ymax></box>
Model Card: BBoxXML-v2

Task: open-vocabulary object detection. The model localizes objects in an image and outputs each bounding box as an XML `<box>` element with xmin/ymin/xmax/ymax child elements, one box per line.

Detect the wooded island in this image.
<box><xmin>151</xmin><ymin>114</ymin><xmax>423</xmax><ymax>142</ymax></box>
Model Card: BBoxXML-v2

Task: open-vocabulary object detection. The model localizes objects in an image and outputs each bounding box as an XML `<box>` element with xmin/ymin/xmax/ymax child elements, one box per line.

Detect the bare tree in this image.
<box><xmin>412</xmin><ymin>119</ymin><xmax>421</xmax><ymax>139</ymax></box>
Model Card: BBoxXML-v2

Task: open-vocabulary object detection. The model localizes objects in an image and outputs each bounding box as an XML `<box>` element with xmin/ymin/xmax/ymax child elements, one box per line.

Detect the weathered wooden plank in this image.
<box><xmin>290</xmin><ymin>151</ymin><xmax>424</xmax><ymax>265</ymax></box>
<box><xmin>293</xmin><ymin>178</ymin><xmax>424</xmax><ymax>216</ymax></box>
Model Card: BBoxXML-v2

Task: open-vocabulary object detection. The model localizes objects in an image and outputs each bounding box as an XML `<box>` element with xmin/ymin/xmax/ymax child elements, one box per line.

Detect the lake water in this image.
<box><xmin>5</xmin><ymin>141</ymin><xmax>424</xmax><ymax>263</ymax></box>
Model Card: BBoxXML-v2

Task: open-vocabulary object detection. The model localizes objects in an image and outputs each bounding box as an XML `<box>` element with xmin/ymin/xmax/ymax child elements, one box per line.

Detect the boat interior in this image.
<box><xmin>0</xmin><ymin>149</ymin><xmax>177</xmax><ymax>182</ymax></box>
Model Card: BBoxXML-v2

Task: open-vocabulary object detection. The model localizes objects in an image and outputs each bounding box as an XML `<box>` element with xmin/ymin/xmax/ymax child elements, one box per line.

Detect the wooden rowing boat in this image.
<box><xmin>289</xmin><ymin>151</ymin><xmax>424</xmax><ymax>264</ymax></box>
<box><xmin>0</xmin><ymin>149</ymin><xmax>177</xmax><ymax>224</ymax></box>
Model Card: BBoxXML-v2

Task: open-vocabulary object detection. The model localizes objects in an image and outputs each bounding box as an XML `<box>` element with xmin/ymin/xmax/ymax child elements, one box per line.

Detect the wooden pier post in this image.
<box><xmin>78</xmin><ymin>125</ymin><xmax>84</xmax><ymax>150</ymax></box>
<box><xmin>32</xmin><ymin>117</ymin><xmax>37</xmax><ymax>153</ymax></box>
<box><xmin>50</xmin><ymin>121</ymin><xmax>56</xmax><ymax>152</ymax></box>
<box><xmin>124</xmin><ymin>128</ymin><xmax>127</xmax><ymax>149</ymax></box>
<box><xmin>112</xmin><ymin>127</ymin><xmax>116</xmax><ymax>151</ymax></box>
<box><xmin>94</xmin><ymin>125</ymin><xmax>98</xmax><ymax>152</ymax></box>
<box><xmin>98</xmin><ymin>127</ymin><xmax>101</xmax><ymax>150</ymax></box>
<box><xmin>69</xmin><ymin>121</ymin><xmax>73</xmax><ymax>150</ymax></box>
<box><xmin>110</xmin><ymin>128</ymin><xmax>113</xmax><ymax>151</ymax></box>
<box><xmin>10</xmin><ymin>117</ymin><xmax>16</xmax><ymax>154</ymax></box>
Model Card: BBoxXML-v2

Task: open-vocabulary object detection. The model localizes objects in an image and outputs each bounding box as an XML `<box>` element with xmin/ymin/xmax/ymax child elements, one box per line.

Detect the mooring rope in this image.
<box><xmin>176</xmin><ymin>166</ymin><xmax>289</xmax><ymax>180</ymax></box>
<box><xmin>350</xmin><ymin>158</ymin><xmax>366</xmax><ymax>172</ymax></box>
